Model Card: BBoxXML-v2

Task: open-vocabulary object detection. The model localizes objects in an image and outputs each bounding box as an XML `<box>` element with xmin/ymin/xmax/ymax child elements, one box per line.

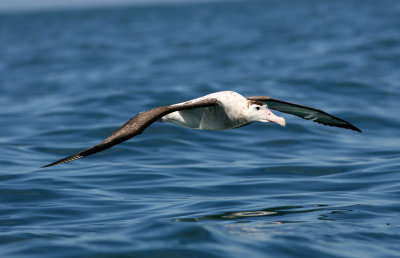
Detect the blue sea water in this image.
<box><xmin>1</xmin><ymin>0</ymin><xmax>400</xmax><ymax>257</ymax></box>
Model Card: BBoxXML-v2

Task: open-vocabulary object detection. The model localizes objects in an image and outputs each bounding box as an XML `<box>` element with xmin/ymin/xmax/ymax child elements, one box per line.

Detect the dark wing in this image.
<box><xmin>42</xmin><ymin>98</ymin><xmax>220</xmax><ymax>168</ymax></box>
<box><xmin>247</xmin><ymin>96</ymin><xmax>361</xmax><ymax>132</ymax></box>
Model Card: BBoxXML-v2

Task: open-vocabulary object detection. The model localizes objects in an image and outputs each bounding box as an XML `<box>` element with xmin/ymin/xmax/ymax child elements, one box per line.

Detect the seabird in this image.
<box><xmin>42</xmin><ymin>91</ymin><xmax>361</xmax><ymax>167</ymax></box>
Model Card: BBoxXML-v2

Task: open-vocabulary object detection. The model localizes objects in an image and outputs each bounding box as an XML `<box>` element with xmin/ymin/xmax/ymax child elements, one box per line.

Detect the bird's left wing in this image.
<box><xmin>247</xmin><ymin>96</ymin><xmax>361</xmax><ymax>132</ymax></box>
<box><xmin>42</xmin><ymin>98</ymin><xmax>220</xmax><ymax>168</ymax></box>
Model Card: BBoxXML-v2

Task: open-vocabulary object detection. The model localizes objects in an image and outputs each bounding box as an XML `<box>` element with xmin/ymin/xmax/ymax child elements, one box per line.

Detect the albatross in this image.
<box><xmin>42</xmin><ymin>91</ymin><xmax>361</xmax><ymax>167</ymax></box>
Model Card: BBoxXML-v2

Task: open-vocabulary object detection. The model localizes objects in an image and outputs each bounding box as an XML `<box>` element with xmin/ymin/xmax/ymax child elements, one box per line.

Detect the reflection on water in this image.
<box><xmin>224</xmin><ymin>211</ymin><xmax>277</xmax><ymax>219</ymax></box>
<box><xmin>175</xmin><ymin>204</ymin><xmax>346</xmax><ymax>223</ymax></box>
<box><xmin>175</xmin><ymin>204</ymin><xmax>357</xmax><ymax>242</ymax></box>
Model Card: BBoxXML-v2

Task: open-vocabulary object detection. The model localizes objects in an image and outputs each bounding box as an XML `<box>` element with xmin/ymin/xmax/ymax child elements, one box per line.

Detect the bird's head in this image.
<box><xmin>246</xmin><ymin>101</ymin><xmax>286</xmax><ymax>126</ymax></box>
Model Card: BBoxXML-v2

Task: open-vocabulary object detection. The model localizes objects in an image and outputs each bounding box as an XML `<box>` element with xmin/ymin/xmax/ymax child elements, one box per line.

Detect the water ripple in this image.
<box><xmin>1</xmin><ymin>1</ymin><xmax>400</xmax><ymax>257</ymax></box>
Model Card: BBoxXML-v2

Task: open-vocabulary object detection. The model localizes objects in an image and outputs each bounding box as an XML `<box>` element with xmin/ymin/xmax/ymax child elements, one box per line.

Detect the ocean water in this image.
<box><xmin>1</xmin><ymin>0</ymin><xmax>400</xmax><ymax>257</ymax></box>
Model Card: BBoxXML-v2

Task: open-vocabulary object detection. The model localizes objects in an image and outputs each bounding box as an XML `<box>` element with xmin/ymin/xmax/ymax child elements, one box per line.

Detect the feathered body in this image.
<box><xmin>162</xmin><ymin>91</ymin><xmax>248</xmax><ymax>130</ymax></box>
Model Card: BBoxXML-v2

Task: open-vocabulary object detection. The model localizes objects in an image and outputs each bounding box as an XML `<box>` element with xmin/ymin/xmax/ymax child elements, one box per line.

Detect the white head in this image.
<box><xmin>246</xmin><ymin>101</ymin><xmax>286</xmax><ymax>126</ymax></box>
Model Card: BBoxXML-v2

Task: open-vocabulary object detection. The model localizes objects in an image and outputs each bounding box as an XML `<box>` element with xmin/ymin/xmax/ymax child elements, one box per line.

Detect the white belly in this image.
<box><xmin>161</xmin><ymin>91</ymin><xmax>249</xmax><ymax>130</ymax></box>
<box><xmin>161</xmin><ymin>106</ymin><xmax>244</xmax><ymax>130</ymax></box>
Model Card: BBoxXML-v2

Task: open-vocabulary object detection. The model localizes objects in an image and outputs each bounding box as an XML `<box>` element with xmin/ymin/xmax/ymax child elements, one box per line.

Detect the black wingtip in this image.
<box><xmin>41</xmin><ymin>154</ymin><xmax>84</xmax><ymax>168</ymax></box>
<box><xmin>353</xmin><ymin>126</ymin><xmax>362</xmax><ymax>133</ymax></box>
<box><xmin>345</xmin><ymin>122</ymin><xmax>362</xmax><ymax>133</ymax></box>
<box><xmin>325</xmin><ymin>121</ymin><xmax>362</xmax><ymax>133</ymax></box>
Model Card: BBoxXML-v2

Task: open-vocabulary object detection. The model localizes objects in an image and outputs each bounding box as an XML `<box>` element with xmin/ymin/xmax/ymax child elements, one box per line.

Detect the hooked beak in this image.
<box><xmin>266</xmin><ymin>108</ymin><xmax>286</xmax><ymax>127</ymax></box>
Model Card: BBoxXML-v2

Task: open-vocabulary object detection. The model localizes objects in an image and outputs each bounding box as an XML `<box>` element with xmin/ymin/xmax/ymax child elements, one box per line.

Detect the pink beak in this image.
<box><xmin>266</xmin><ymin>108</ymin><xmax>286</xmax><ymax>127</ymax></box>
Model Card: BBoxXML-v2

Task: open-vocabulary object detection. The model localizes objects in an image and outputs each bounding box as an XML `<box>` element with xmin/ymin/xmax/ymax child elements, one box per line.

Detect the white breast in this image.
<box><xmin>161</xmin><ymin>91</ymin><xmax>249</xmax><ymax>130</ymax></box>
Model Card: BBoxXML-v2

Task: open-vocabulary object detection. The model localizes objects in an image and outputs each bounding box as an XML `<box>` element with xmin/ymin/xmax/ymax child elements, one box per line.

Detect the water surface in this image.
<box><xmin>1</xmin><ymin>0</ymin><xmax>400</xmax><ymax>257</ymax></box>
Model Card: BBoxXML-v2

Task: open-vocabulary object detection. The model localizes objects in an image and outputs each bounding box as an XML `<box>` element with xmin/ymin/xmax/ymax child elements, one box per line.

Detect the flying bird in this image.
<box><xmin>42</xmin><ymin>91</ymin><xmax>361</xmax><ymax>167</ymax></box>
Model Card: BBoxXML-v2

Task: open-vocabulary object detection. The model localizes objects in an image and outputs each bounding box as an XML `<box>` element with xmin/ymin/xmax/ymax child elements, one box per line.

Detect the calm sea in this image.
<box><xmin>1</xmin><ymin>0</ymin><xmax>399</xmax><ymax>257</ymax></box>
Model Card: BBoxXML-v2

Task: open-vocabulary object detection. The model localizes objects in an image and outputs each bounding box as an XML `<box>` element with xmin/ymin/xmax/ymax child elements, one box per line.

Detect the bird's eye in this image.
<box><xmin>255</xmin><ymin>106</ymin><xmax>260</xmax><ymax>111</ymax></box>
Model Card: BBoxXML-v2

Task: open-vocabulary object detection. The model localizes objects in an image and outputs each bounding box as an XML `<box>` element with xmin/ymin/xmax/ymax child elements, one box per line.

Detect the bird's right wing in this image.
<box><xmin>42</xmin><ymin>98</ymin><xmax>220</xmax><ymax>168</ymax></box>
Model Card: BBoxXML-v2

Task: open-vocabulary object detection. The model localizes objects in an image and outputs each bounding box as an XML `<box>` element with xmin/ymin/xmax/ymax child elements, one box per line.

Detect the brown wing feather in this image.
<box><xmin>42</xmin><ymin>99</ymin><xmax>220</xmax><ymax>168</ymax></box>
<box><xmin>247</xmin><ymin>96</ymin><xmax>361</xmax><ymax>132</ymax></box>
